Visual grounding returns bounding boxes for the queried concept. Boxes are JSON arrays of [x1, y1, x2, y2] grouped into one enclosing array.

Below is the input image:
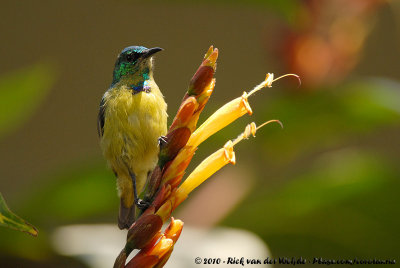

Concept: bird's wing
[[97, 97, 106, 138]]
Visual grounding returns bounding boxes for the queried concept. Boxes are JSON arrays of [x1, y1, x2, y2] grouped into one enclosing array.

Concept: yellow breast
[[100, 82, 167, 184]]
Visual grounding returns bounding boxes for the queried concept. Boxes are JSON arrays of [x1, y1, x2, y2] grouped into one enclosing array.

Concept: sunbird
[[97, 46, 168, 229]]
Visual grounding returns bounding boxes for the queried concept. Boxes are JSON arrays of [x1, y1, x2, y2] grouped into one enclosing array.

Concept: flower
[[114, 46, 298, 268]]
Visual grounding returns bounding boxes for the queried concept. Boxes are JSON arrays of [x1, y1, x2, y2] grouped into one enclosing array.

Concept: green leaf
[[0, 161, 115, 258], [0, 192, 38, 236], [0, 63, 55, 138]]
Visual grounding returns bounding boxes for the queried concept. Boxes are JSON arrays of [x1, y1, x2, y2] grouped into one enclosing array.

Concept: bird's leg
[[158, 135, 168, 150], [128, 170, 150, 210]]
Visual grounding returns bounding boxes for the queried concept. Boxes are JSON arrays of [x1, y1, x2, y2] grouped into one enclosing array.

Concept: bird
[[97, 46, 168, 229]]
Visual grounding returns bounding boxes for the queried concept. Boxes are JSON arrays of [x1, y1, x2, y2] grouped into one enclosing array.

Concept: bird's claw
[[135, 198, 150, 210], [158, 135, 168, 149]]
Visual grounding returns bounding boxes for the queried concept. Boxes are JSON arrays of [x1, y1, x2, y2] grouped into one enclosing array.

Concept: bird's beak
[[143, 47, 163, 58]]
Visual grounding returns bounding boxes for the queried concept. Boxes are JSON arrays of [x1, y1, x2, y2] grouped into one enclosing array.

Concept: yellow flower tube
[[172, 120, 283, 207], [187, 92, 252, 148], [186, 73, 277, 149], [174, 141, 235, 206], [186, 73, 298, 149]]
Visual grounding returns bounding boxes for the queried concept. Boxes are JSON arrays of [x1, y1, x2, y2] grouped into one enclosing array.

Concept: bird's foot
[[135, 198, 151, 210], [158, 135, 168, 149]]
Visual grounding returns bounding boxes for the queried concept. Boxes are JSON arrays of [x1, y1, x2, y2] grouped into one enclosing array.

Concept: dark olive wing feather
[[97, 97, 106, 137]]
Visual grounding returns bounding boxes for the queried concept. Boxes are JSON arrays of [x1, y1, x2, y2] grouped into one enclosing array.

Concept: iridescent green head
[[111, 46, 163, 85]]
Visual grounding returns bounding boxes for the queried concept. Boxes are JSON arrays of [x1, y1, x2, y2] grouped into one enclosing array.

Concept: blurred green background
[[0, 0, 399, 267]]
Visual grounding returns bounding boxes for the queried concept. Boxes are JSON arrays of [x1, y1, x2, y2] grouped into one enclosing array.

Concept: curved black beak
[[143, 47, 163, 58]]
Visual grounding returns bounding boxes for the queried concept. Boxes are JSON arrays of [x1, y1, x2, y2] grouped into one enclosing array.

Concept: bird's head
[[112, 46, 163, 85]]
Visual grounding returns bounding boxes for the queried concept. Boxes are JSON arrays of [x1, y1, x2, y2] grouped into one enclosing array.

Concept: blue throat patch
[[130, 80, 151, 94]]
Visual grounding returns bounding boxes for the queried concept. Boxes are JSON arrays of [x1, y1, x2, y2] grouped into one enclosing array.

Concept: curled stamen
[[248, 73, 274, 97], [232, 120, 283, 146], [257, 119, 283, 130], [272, 73, 301, 88], [248, 73, 301, 97]]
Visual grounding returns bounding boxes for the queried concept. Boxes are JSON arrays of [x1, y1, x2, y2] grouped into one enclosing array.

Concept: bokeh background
[[0, 0, 399, 267]]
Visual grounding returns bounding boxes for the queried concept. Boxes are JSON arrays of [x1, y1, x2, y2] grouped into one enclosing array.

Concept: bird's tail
[[116, 172, 136, 229], [118, 198, 135, 229], [116, 169, 148, 229]]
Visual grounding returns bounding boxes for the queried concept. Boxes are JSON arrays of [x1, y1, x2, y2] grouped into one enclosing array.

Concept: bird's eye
[[126, 53, 138, 62]]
